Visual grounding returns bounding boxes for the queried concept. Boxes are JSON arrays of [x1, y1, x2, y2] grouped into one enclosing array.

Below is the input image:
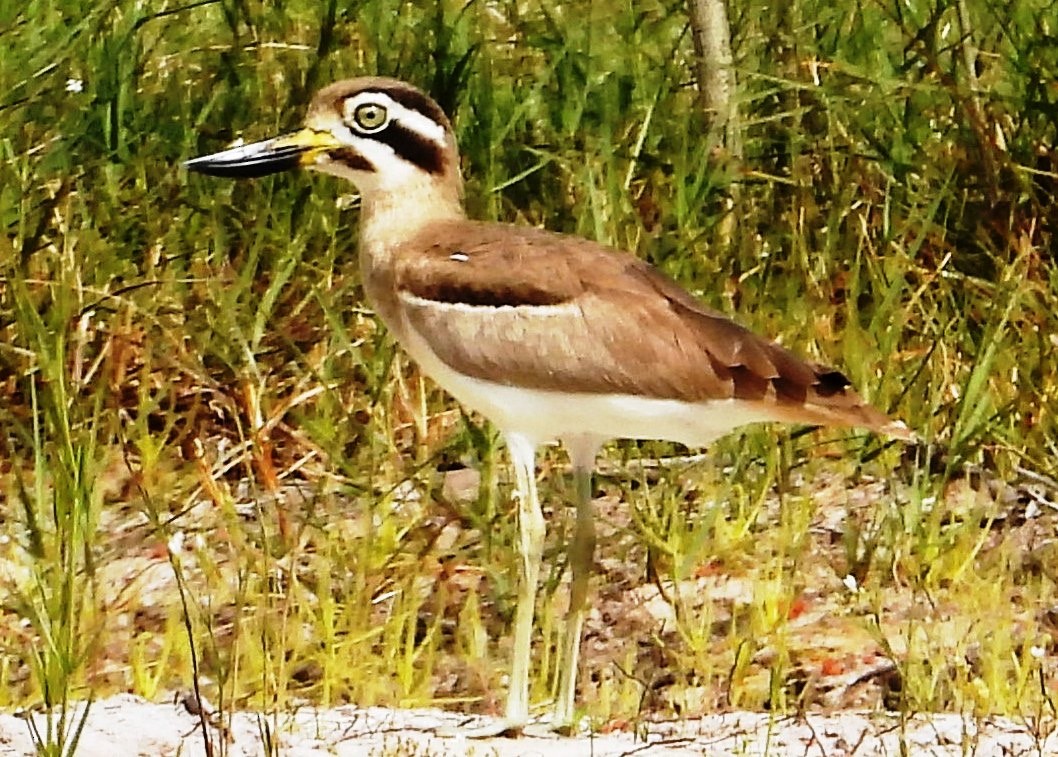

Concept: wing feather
[[391, 220, 908, 437]]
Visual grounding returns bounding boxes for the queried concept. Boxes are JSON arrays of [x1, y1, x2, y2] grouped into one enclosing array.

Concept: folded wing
[[392, 220, 909, 438]]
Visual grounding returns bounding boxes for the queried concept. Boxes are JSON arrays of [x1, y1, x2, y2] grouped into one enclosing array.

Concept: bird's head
[[185, 77, 463, 202]]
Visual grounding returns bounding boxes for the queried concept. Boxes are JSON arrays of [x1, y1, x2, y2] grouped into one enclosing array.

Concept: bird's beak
[[184, 128, 342, 178]]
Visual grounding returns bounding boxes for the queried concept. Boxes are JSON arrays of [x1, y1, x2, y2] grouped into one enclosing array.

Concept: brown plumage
[[392, 219, 909, 439]]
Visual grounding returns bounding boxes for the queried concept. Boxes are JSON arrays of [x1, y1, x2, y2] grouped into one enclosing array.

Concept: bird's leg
[[448, 433, 544, 738], [522, 436, 601, 736], [548, 462, 596, 732], [505, 433, 546, 728]]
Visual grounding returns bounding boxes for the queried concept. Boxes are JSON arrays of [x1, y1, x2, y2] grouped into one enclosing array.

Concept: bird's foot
[[522, 718, 578, 737], [436, 717, 530, 739], [436, 714, 579, 739]]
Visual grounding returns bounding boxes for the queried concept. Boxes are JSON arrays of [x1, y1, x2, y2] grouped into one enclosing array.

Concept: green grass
[[2, 0, 1057, 752]]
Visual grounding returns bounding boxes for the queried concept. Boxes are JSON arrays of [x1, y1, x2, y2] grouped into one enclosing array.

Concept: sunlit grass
[[2, 0, 1057, 752]]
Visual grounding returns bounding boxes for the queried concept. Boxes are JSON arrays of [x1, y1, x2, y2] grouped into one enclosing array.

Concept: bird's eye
[[352, 103, 388, 132]]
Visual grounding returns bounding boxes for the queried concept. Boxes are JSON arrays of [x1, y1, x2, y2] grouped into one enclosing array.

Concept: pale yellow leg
[[511, 435, 601, 735], [442, 434, 598, 739], [504, 432, 545, 728], [550, 462, 596, 732], [445, 432, 543, 738]]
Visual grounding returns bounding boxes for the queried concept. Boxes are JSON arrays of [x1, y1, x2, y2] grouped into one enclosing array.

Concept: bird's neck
[[356, 175, 465, 332], [358, 176, 465, 258]]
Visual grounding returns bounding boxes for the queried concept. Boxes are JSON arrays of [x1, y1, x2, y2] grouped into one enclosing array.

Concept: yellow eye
[[352, 102, 388, 132]]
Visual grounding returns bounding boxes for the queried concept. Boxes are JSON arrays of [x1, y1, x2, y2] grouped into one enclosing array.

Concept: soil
[[1, 694, 1054, 756]]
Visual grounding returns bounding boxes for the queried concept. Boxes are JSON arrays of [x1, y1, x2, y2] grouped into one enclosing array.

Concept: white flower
[[65, 78, 84, 93]]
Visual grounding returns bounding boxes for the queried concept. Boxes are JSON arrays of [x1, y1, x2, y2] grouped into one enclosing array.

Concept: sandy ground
[[4, 472, 1057, 755], [1, 695, 1055, 756]]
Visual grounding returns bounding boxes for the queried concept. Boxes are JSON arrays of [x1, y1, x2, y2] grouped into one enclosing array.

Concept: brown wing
[[392, 220, 909, 437]]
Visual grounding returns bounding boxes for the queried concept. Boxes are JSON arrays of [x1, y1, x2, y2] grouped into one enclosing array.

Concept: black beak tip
[[183, 154, 221, 175], [184, 142, 307, 179]]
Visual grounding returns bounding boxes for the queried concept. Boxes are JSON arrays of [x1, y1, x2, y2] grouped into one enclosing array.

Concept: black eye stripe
[[332, 148, 376, 173], [371, 122, 446, 176]]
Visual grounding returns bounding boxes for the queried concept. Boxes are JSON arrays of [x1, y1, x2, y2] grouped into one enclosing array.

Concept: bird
[[185, 76, 911, 736]]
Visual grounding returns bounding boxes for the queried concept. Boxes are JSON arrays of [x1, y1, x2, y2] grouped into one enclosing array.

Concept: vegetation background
[[1, 0, 1057, 752]]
